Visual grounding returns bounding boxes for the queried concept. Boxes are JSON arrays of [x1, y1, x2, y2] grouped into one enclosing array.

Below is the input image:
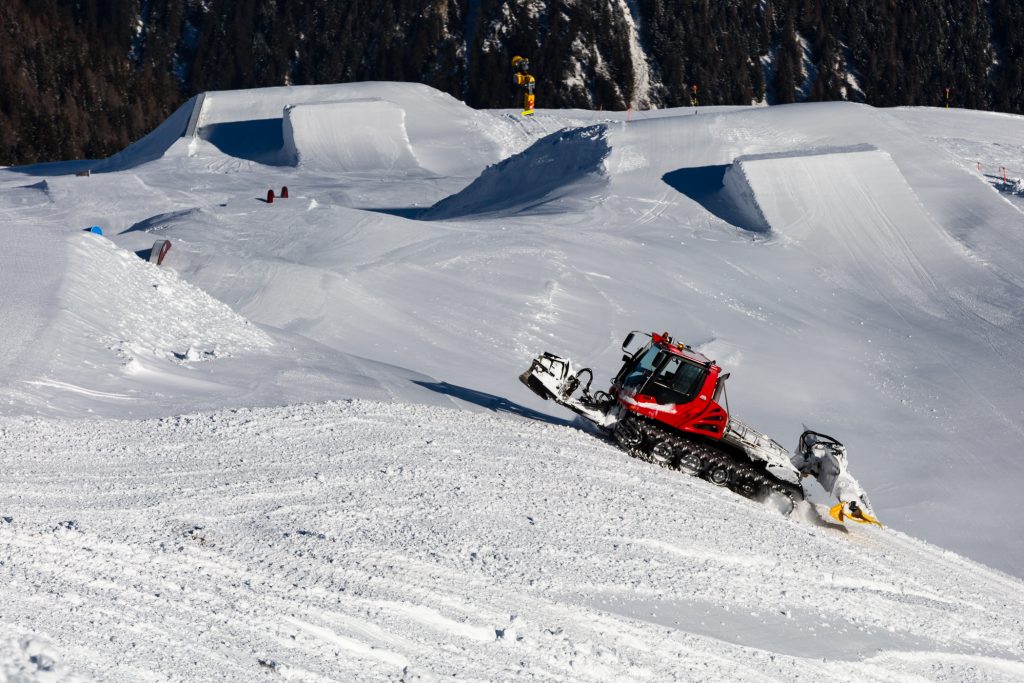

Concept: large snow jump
[[721, 145, 965, 307], [283, 99, 421, 172], [723, 145, 922, 238]]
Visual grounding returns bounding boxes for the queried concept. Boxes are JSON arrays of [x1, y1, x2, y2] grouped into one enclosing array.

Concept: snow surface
[[3, 82, 1024, 680]]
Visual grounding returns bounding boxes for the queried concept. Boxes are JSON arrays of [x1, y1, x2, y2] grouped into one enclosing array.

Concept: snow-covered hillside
[[3, 402, 1023, 681], [2, 82, 1024, 681]]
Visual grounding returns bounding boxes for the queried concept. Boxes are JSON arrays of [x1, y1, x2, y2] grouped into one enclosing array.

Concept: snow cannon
[[519, 330, 880, 527]]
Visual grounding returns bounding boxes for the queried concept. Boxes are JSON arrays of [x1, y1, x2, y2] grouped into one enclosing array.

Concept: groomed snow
[[3, 82, 1024, 680], [2, 401, 1022, 681]]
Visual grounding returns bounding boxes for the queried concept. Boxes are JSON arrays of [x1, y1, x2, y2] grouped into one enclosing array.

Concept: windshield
[[646, 355, 706, 405], [620, 345, 665, 391]]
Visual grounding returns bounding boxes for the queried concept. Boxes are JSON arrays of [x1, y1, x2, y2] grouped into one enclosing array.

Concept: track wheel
[[613, 419, 644, 450], [737, 478, 759, 498], [676, 448, 702, 476], [650, 440, 675, 467], [708, 465, 731, 487]]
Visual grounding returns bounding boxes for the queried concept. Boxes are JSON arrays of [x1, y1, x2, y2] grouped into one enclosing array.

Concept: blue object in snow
[[88, 226, 103, 235]]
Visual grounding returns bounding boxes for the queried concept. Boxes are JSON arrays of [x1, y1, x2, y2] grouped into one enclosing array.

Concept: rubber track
[[613, 415, 802, 513]]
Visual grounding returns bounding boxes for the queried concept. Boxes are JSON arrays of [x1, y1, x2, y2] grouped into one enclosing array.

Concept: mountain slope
[[2, 82, 1024, 680]]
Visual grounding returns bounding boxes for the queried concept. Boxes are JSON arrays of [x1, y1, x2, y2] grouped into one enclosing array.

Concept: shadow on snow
[[412, 380, 572, 427]]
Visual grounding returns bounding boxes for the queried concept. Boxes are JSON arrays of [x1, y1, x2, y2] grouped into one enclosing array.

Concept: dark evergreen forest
[[1, 0, 1022, 166]]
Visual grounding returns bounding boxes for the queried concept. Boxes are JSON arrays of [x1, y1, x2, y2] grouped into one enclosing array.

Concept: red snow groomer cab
[[519, 330, 880, 526], [610, 331, 730, 440]]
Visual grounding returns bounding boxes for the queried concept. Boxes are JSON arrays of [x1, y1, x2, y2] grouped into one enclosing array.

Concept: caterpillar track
[[611, 414, 802, 514], [519, 331, 880, 526]]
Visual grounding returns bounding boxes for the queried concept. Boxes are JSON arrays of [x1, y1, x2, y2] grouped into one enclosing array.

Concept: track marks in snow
[[281, 616, 410, 667], [2, 401, 1023, 681]]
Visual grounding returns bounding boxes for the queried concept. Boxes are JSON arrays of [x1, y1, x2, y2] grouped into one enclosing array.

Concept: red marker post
[[281, 186, 289, 199], [267, 189, 275, 204]]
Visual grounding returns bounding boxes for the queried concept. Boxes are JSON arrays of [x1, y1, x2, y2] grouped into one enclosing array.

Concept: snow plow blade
[[520, 371, 553, 399], [518, 352, 574, 402], [519, 353, 615, 426]]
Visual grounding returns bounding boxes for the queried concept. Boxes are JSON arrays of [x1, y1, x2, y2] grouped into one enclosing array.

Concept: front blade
[[519, 370, 554, 400]]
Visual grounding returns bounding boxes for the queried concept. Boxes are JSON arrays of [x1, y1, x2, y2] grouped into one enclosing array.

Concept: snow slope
[[3, 83, 1024, 680], [2, 401, 1022, 681], [423, 124, 611, 219]]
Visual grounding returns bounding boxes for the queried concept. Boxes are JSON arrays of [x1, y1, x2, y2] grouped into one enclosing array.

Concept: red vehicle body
[[608, 331, 730, 442]]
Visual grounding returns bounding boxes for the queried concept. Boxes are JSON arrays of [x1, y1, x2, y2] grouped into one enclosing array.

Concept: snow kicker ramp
[[282, 99, 421, 172], [192, 82, 510, 176], [722, 145, 967, 311], [424, 124, 611, 219]]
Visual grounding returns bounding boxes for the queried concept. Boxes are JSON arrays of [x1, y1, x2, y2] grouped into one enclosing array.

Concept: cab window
[[646, 356, 705, 405]]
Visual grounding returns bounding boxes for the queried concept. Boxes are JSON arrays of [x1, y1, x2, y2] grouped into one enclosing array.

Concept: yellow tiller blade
[[829, 502, 883, 528]]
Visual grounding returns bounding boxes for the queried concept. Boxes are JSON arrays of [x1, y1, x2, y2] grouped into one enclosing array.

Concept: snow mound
[[8, 96, 203, 176], [193, 82, 512, 175], [5, 181, 52, 208], [423, 124, 611, 219], [282, 99, 420, 172], [725, 145, 969, 307], [722, 144, 916, 236], [64, 233, 274, 366], [89, 95, 202, 173], [720, 157, 772, 232], [2, 225, 477, 417], [2, 233, 281, 415]]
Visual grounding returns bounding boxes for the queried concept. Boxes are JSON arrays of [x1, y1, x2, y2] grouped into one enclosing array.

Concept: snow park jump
[[283, 99, 421, 172], [3, 81, 1024, 681]]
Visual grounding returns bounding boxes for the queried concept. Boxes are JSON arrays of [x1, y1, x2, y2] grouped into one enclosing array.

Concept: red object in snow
[[149, 239, 172, 266], [281, 186, 289, 199], [267, 189, 275, 203]]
